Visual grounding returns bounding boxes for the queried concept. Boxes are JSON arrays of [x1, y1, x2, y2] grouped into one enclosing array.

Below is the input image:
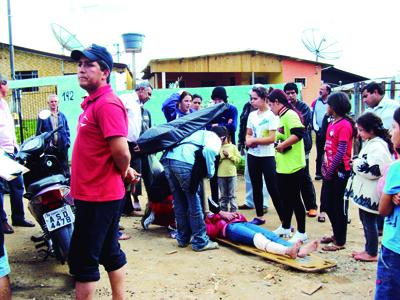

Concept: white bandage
[[253, 233, 287, 255]]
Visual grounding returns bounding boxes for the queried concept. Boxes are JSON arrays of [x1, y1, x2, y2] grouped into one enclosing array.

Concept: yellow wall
[[0, 46, 127, 119], [150, 52, 282, 73]]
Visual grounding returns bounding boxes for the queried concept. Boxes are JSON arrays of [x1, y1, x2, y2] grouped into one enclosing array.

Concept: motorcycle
[[15, 110, 74, 264]]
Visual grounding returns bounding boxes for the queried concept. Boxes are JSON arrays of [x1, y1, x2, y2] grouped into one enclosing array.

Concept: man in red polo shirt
[[68, 44, 139, 300]]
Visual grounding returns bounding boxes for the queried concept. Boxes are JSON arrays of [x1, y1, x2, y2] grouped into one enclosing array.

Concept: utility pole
[[7, 0, 24, 142]]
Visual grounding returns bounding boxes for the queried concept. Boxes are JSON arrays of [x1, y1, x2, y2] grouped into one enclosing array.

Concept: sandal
[[354, 252, 378, 262], [322, 244, 345, 251], [118, 233, 131, 240], [320, 235, 335, 244]]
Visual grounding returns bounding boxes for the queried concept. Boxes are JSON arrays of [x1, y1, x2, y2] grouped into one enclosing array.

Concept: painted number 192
[[62, 91, 74, 101]]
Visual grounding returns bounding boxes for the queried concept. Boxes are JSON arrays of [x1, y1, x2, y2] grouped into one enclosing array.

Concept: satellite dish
[[50, 23, 84, 52], [301, 28, 342, 62]]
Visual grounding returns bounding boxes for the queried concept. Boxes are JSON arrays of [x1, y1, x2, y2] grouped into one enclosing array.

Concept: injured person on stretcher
[[206, 199, 318, 259]]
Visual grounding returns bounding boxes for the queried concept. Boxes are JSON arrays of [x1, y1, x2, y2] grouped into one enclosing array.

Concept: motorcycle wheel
[[49, 223, 74, 264]]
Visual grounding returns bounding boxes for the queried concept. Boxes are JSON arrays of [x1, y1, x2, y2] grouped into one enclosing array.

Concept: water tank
[[121, 33, 145, 53]]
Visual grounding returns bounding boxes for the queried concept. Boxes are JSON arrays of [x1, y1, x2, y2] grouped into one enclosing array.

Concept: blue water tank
[[122, 33, 145, 53]]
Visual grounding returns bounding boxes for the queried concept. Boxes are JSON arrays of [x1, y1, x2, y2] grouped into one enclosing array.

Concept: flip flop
[[354, 253, 378, 262], [118, 233, 131, 240], [320, 235, 335, 244], [322, 244, 345, 251]]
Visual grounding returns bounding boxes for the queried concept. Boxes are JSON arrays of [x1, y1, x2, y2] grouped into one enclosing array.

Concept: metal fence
[[6, 85, 57, 143], [334, 80, 400, 119]]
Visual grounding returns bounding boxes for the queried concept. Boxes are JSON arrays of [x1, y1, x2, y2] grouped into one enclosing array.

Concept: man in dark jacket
[[284, 83, 317, 217], [207, 86, 238, 204], [208, 86, 238, 144], [36, 94, 71, 177]]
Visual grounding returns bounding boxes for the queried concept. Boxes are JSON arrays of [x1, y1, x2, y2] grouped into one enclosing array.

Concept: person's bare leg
[[298, 240, 319, 257], [0, 276, 11, 300], [108, 265, 126, 300], [285, 241, 302, 259], [75, 281, 97, 300]]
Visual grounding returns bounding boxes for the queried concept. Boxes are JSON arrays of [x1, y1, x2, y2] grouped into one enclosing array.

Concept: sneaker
[[193, 241, 219, 252], [249, 218, 266, 225], [167, 225, 178, 239], [288, 231, 308, 244], [141, 208, 155, 230], [133, 201, 142, 212], [273, 225, 291, 238]]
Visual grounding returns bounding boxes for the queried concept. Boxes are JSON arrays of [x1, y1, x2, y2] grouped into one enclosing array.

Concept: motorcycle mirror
[[38, 109, 51, 120]]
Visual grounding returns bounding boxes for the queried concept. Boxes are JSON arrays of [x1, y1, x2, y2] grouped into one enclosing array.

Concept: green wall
[[9, 75, 303, 155]]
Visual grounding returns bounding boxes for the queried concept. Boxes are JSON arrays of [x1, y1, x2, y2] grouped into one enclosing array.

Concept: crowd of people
[[0, 42, 400, 298]]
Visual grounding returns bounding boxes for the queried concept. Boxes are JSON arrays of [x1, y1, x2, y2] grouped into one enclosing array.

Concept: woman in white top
[[245, 85, 283, 225]]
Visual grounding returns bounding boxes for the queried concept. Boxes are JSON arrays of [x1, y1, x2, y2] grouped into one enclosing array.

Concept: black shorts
[[68, 199, 126, 282]]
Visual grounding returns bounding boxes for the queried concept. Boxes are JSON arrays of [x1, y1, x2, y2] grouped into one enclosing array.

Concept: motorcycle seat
[[25, 174, 67, 199]]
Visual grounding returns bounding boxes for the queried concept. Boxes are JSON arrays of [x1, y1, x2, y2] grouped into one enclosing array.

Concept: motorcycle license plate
[[43, 206, 74, 232]]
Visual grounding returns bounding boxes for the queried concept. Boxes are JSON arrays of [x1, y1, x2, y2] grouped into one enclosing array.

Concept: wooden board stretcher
[[216, 238, 336, 272]]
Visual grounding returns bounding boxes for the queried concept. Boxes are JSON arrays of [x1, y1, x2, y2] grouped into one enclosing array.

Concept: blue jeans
[[375, 246, 400, 299], [359, 209, 378, 256], [225, 222, 291, 247], [163, 159, 209, 250], [218, 176, 237, 212], [0, 175, 25, 224]]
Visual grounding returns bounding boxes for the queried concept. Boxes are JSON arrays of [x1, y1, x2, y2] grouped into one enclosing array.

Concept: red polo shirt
[[71, 84, 128, 202]]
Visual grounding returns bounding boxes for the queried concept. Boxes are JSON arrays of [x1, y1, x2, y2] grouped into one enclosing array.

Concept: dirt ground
[[4, 149, 378, 300]]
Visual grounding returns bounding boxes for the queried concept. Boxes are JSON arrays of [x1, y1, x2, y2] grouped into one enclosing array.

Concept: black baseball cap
[[71, 44, 113, 71]]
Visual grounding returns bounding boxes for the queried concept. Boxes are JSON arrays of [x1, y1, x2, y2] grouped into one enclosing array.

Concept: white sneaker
[[141, 211, 155, 230], [273, 225, 291, 238], [288, 231, 308, 244]]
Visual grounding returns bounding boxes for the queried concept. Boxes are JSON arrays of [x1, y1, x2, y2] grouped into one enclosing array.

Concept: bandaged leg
[[253, 233, 287, 255]]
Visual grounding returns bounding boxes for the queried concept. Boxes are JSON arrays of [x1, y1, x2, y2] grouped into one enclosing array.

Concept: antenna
[[301, 28, 342, 62], [50, 23, 84, 53]]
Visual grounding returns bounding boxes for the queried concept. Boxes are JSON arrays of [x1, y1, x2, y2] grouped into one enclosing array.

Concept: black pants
[[315, 133, 325, 177], [321, 172, 349, 246], [210, 155, 220, 203], [247, 154, 283, 219], [301, 157, 317, 210], [277, 169, 306, 233]]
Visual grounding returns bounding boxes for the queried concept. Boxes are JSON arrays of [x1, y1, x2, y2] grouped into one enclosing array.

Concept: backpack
[[137, 103, 228, 155]]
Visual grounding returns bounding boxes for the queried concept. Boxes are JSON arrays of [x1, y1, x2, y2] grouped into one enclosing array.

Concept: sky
[[1, 0, 399, 80]]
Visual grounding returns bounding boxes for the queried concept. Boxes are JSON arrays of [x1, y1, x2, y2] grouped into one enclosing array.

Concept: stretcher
[[216, 238, 336, 272]]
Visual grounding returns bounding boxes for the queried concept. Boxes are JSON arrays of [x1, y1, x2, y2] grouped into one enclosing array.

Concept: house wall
[[0, 46, 127, 120], [281, 59, 322, 104]]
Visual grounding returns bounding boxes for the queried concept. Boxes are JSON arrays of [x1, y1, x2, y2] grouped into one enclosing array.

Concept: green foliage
[[237, 156, 245, 175], [15, 119, 37, 144]]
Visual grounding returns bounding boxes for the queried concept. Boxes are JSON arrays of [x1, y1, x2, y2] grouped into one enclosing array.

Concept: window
[[294, 77, 306, 88], [15, 71, 39, 92]]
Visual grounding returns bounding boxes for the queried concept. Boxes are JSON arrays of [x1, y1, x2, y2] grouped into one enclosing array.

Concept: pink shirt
[[205, 213, 248, 239], [324, 118, 353, 171], [0, 98, 18, 153], [70, 85, 128, 202]]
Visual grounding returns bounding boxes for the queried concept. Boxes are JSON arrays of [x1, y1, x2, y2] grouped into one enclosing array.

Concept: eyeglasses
[[0, 80, 7, 86]]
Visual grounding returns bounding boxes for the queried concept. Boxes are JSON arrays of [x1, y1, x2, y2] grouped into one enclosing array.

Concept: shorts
[[68, 199, 126, 282], [0, 247, 10, 277]]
